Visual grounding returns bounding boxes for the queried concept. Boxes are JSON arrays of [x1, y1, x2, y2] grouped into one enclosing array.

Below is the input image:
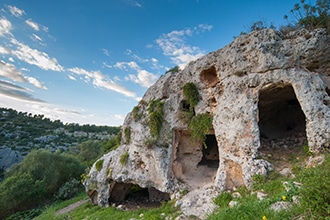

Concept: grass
[[208, 154, 330, 220], [34, 199, 180, 220]]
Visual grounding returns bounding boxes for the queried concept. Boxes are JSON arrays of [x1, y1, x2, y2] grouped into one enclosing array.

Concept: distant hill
[[0, 107, 120, 172]]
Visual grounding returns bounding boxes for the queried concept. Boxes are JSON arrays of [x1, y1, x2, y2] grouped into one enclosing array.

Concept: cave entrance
[[109, 183, 170, 209], [258, 83, 307, 172], [172, 130, 219, 188]]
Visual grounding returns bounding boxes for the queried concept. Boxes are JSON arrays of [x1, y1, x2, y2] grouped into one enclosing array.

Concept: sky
[[0, 0, 300, 126]]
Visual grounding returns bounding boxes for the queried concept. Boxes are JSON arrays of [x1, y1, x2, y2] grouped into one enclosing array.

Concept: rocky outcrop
[[84, 28, 330, 219]]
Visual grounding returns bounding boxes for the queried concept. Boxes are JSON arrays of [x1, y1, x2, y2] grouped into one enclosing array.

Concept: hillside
[[0, 107, 120, 174]]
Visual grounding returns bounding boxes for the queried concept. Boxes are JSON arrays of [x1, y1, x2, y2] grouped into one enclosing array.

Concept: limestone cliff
[[84, 28, 330, 219]]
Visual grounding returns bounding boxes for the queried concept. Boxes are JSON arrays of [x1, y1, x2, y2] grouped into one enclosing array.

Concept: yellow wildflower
[[262, 215, 267, 220], [282, 195, 287, 201]]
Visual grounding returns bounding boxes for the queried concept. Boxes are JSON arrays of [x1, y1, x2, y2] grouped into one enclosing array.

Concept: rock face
[[84, 28, 330, 218]]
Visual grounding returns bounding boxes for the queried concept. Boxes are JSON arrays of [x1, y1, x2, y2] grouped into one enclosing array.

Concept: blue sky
[[0, 0, 299, 126]]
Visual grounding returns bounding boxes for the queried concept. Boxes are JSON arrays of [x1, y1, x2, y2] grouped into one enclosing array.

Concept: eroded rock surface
[[85, 28, 330, 219]]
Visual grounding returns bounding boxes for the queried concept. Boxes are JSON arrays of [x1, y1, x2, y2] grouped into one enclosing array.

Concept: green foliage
[[102, 137, 119, 153], [115, 129, 122, 146], [188, 113, 213, 146], [213, 191, 232, 208], [148, 99, 164, 138], [132, 106, 143, 121], [124, 126, 131, 144], [55, 178, 83, 201], [120, 152, 129, 165], [183, 82, 200, 110], [165, 66, 180, 73], [296, 154, 330, 218], [144, 138, 158, 148], [285, 0, 330, 32], [95, 159, 104, 172], [75, 140, 102, 166], [0, 149, 86, 219]]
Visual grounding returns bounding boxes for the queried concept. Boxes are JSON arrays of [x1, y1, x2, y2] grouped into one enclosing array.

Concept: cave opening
[[108, 182, 170, 209], [172, 130, 219, 188], [258, 83, 307, 172]]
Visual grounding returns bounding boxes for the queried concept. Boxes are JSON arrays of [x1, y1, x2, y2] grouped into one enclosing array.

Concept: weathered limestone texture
[[85, 28, 330, 219]]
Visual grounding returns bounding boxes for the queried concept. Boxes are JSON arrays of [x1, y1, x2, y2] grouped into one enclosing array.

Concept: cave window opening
[[258, 83, 307, 171], [200, 66, 219, 88], [326, 87, 330, 97], [198, 134, 219, 168]]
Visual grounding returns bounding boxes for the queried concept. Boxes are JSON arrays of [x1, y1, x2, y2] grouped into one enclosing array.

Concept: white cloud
[[155, 24, 212, 68], [25, 19, 39, 31], [31, 33, 43, 42], [0, 17, 12, 36], [0, 45, 10, 54], [68, 75, 76, 81], [8, 5, 25, 17], [26, 76, 47, 90], [0, 60, 25, 82], [68, 67, 137, 98], [10, 38, 64, 71], [114, 61, 158, 87], [0, 60, 47, 89], [128, 69, 158, 88]]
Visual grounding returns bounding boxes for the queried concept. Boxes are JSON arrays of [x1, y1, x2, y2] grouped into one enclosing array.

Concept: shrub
[[55, 178, 83, 200], [95, 159, 104, 172], [124, 126, 131, 144], [120, 152, 129, 165], [165, 66, 180, 73], [188, 113, 213, 147], [102, 137, 119, 153], [182, 82, 200, 110], [148, 99, 164, 138], [132, 106, 142, 121], [75, 140, 102, 166], [285, 0, 330, 32]]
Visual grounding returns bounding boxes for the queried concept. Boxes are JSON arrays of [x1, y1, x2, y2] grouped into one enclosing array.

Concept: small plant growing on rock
[[188, 113, 213, 147], [95, 159, 104, 172], [132, 106, 143, 121], [148, 99, 164, 138], [144, 138, 157, 148], [120, 152, 129, 165], [165, 66, 180, 73], [124, 126, 131, 144], [183, 82, 200, 111]]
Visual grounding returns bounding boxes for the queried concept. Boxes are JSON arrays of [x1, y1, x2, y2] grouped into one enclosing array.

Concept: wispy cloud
[[25, 19, 40, 31], [0, 80, 45, 102], [155, 24, 213, 68], [10, 38, 63, 71], [125, 0, 142, 8], [0, 60, 47, 89], [7, 5, 25, 17], [0, 17, 12, 37], [68, 67, 137, 98]]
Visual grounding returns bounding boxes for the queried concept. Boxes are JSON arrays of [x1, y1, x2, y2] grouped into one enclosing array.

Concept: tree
[[1, 149, 86, 218], [285, 0, 330, 31]]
